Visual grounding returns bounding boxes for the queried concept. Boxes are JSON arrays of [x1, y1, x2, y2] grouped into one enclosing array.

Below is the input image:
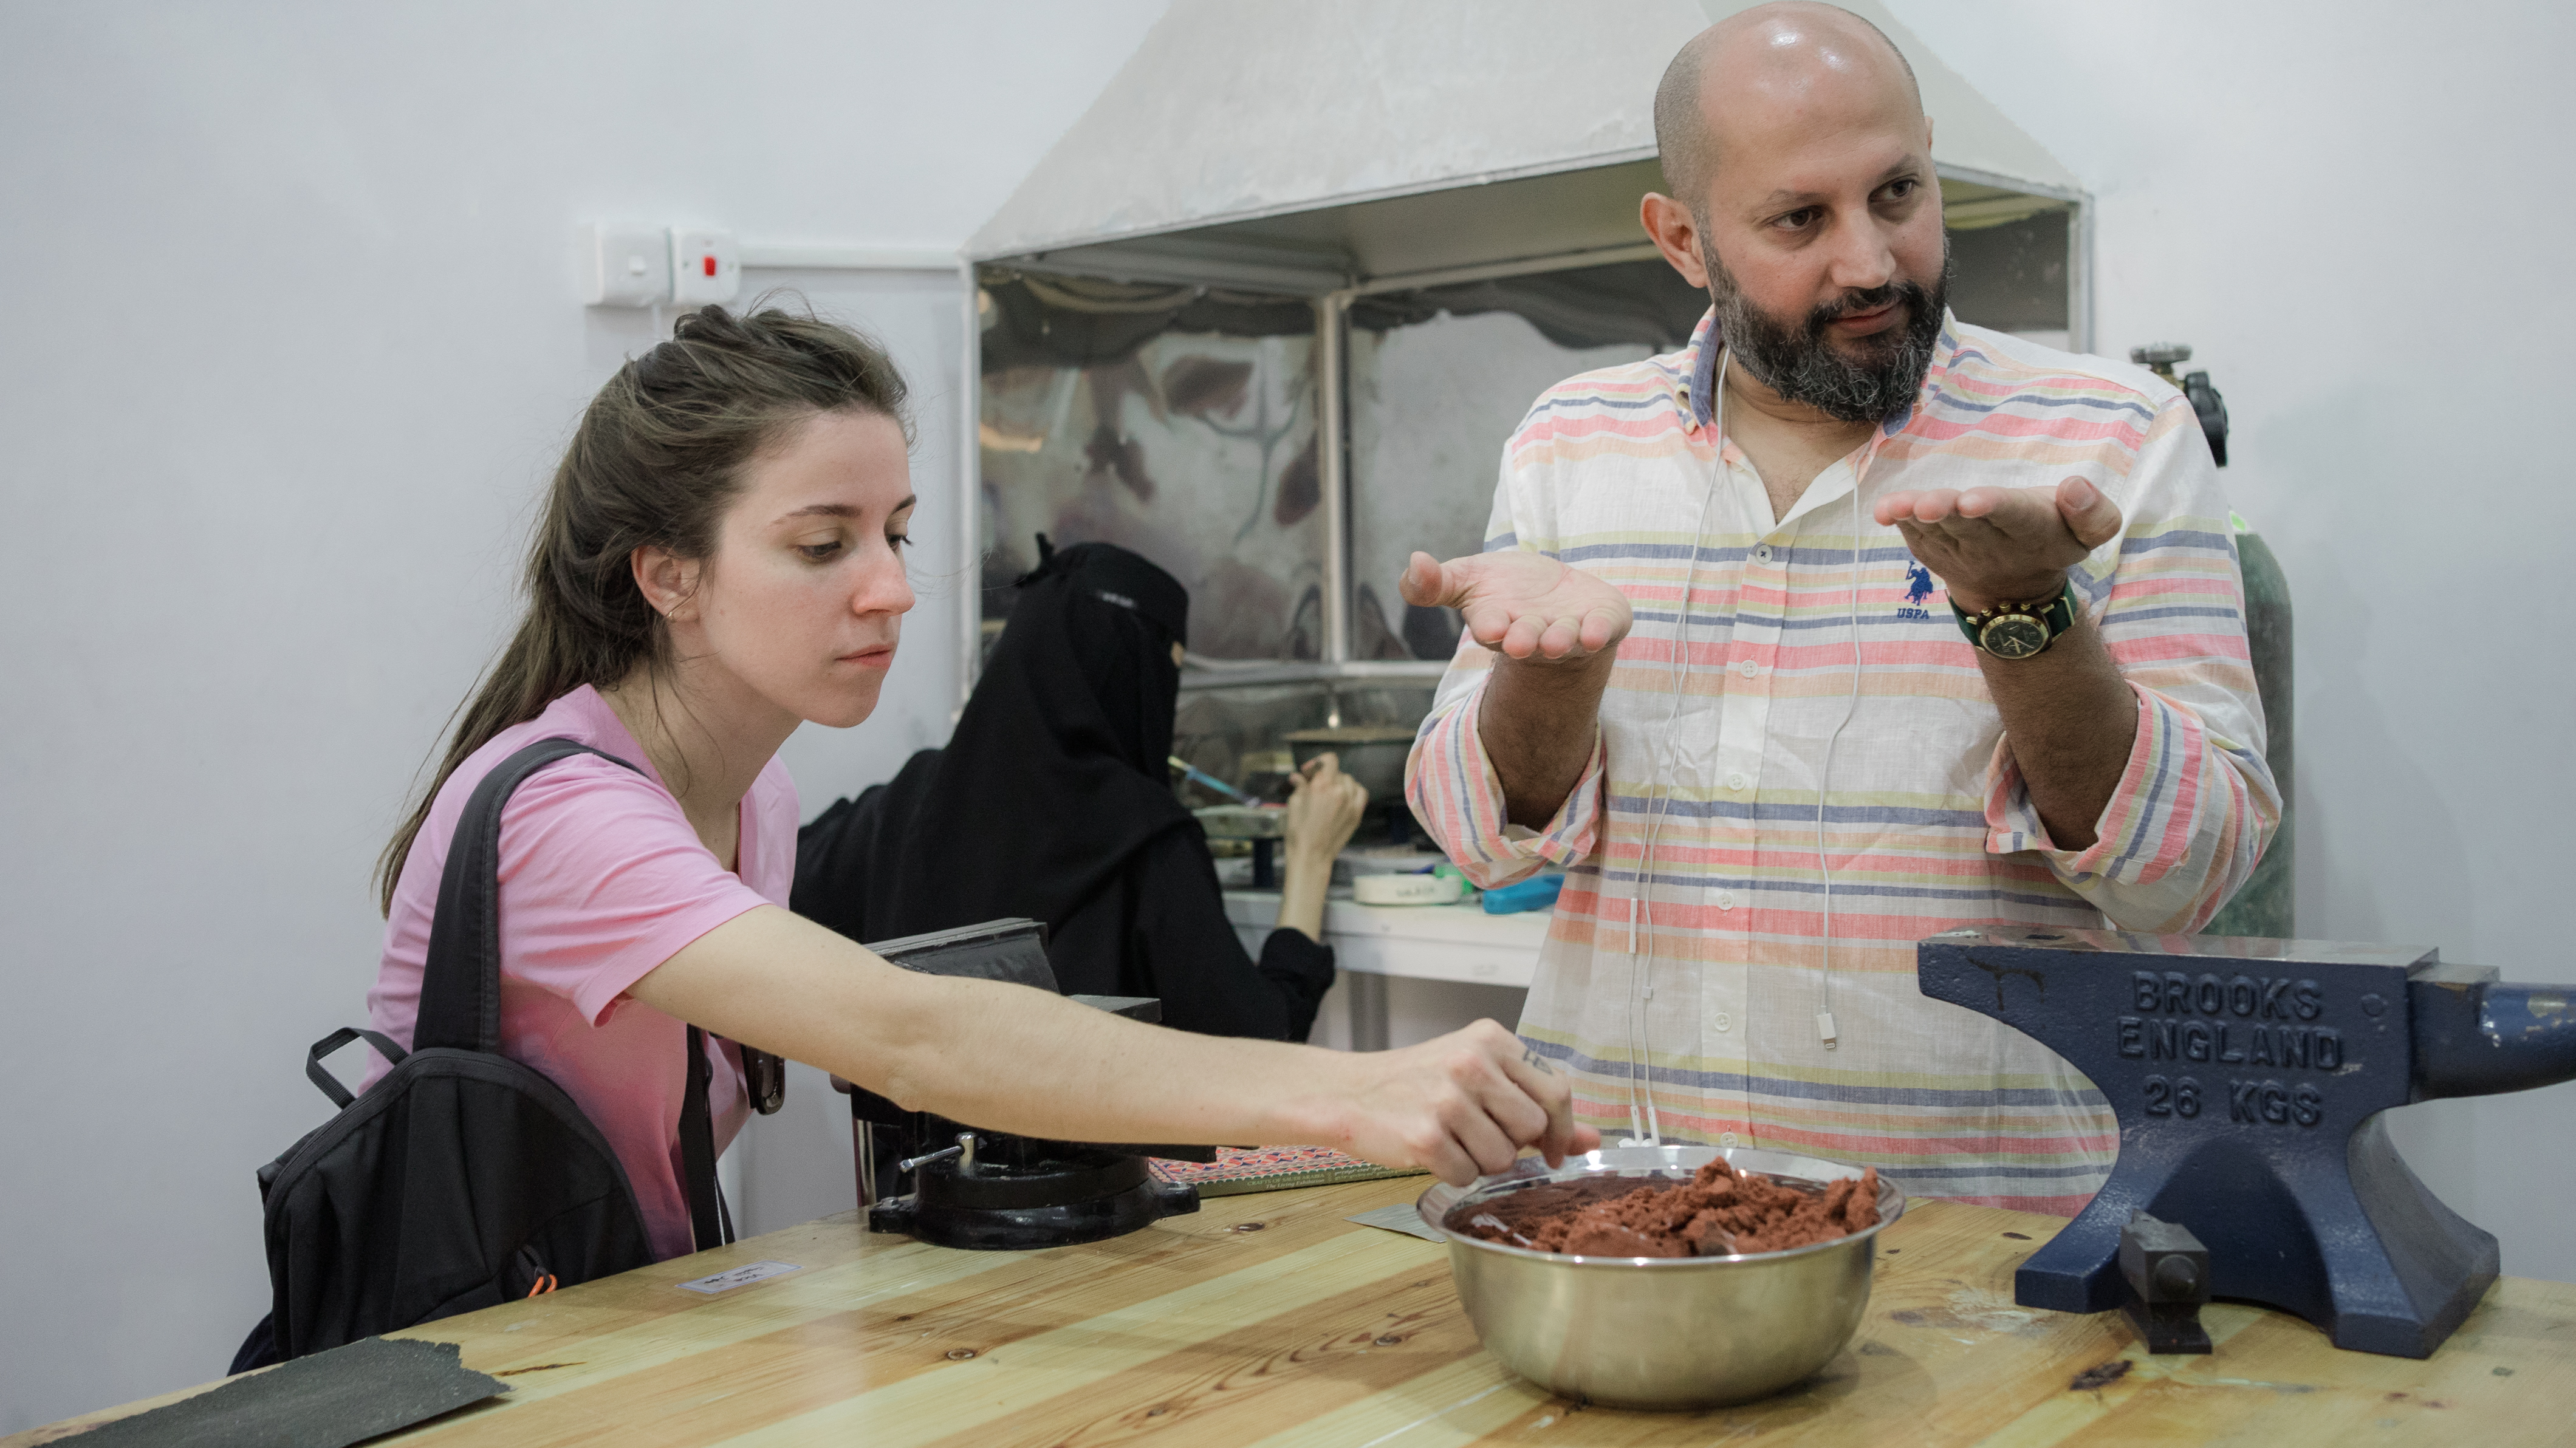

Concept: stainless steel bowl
[[1418, 1144, 1906, 1410]]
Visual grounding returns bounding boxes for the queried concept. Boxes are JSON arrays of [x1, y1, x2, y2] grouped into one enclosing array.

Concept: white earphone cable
[[1814, 481, 1865, 1050], [1814, 417, 1904, 1050], [1621, 348, 1728, 1147]]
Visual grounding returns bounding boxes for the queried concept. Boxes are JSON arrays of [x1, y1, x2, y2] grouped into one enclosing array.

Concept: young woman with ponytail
[[362, 304, 1591, 1262]]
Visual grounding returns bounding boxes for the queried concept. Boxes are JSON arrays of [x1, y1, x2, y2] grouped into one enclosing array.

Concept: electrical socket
[[670, 228, 741, 306]]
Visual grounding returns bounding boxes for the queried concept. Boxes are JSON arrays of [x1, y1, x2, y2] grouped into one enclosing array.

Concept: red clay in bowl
[[1449, 1157, 1881, 1258]]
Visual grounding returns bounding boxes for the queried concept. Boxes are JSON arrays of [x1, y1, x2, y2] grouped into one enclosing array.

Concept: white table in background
[[1222, 890, 1548, 1049]]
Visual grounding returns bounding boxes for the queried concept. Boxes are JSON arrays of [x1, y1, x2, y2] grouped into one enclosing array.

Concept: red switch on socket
[[668, 228, 739, 305]]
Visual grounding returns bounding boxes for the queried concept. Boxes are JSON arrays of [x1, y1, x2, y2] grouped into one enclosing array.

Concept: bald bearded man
[[1402, 2, 2277, 1212]]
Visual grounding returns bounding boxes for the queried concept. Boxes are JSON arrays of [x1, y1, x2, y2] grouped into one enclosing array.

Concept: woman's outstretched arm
[[628, 904, 1594, 1184]]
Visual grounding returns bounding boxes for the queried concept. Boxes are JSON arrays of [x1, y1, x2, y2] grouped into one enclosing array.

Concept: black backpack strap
[[680, 1026, 732, 1251], [303, 1027, 408, 1110], [415, 739, 637, 1052], [411, 734, 731, 1252]]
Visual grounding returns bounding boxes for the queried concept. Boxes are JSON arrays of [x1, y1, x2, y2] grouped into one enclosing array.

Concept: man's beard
[[1701, 233, 1949, 424]]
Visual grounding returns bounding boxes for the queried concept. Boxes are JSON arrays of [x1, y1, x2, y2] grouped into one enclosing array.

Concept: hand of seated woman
[[1275, 754, 1370, 942], [1283, 753, 1368, 861]]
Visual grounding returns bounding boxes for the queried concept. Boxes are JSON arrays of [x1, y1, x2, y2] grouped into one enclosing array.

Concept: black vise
[[1918, 927, 2576, 1358], [830, 917, 1213, 1232]]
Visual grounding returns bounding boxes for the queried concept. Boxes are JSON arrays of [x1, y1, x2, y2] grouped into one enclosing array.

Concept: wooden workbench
[[21, 1180, 2576, 1446]]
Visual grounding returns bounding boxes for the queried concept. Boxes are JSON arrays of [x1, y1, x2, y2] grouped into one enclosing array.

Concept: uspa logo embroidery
[[1897, 561, 1937, 620]]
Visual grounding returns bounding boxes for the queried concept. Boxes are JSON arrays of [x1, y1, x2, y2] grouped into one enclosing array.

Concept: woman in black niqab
[[793, 539, 1358, 1040]]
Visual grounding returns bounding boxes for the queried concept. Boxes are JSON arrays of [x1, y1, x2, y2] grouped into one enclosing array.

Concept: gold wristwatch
[[1951, 580, 2081, 660]]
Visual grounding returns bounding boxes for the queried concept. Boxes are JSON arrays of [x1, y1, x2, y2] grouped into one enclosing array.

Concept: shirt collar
[[1883, 312, 1960, 440]]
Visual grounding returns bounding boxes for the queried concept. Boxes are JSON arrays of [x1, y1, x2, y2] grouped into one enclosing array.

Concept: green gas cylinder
[[2129, 347, 2288, 937], [2202, 511, 2293, 938]]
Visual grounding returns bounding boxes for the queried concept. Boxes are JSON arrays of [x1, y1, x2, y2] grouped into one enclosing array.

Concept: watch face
[[1980, 615, 2050, 659]]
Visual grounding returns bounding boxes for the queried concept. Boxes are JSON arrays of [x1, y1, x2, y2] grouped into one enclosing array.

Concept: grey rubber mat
[[61, 1337, 507, 1447]]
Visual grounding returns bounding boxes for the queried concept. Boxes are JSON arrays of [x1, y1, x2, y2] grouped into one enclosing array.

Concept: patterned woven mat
[[1148, 1146, 1428, 1197]]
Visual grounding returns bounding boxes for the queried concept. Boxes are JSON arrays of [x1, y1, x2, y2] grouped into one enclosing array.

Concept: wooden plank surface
[[19, 1180, 2576, 1446]]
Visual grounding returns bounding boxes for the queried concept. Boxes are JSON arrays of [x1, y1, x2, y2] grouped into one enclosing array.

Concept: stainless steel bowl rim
[[1419, 1145, 1907, 1269]]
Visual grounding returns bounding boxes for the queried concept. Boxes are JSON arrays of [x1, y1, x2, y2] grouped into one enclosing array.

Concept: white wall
[[0, 2, 1165, 1429], [1886, 0, 2576, 1279]]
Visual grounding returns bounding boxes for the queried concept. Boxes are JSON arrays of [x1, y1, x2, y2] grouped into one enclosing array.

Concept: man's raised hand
[[1399, 550, 1632, 664], [1871, 476, 2125, 614]]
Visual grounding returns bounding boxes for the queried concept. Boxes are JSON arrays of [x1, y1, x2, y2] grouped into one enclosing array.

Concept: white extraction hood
[[954, 0, 2092, 689], [966, 0, 2083, 292]]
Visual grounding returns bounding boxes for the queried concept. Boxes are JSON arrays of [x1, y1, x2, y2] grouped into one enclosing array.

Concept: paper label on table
[[1345, 1202, 1447, 1243], [676, 1260, 804, 1294]]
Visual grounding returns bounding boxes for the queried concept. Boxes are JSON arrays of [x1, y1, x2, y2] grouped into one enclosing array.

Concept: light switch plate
[[580, 222, 671, 307]]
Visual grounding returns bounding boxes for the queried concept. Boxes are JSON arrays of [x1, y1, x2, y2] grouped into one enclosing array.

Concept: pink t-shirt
[[365, 685, 794, 1261]]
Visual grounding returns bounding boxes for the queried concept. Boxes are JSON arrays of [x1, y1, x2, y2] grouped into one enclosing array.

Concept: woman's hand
[[1283, 753, 1368, 859], [1312, 1019, 1600, 1184], [1276, 753, 1367, 943]]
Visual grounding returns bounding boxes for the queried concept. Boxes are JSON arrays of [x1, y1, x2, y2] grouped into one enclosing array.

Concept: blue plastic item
[[1168, 755, 1255, 804], [1481, 873, 1564, 915]]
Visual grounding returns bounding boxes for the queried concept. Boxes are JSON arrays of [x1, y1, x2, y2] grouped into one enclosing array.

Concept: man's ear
[[1640, 193, 1710, 290], [631, 545, 702, 623]]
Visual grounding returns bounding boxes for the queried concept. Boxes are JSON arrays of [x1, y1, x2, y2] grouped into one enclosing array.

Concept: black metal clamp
[[2119, 1211, 2211, 1354]]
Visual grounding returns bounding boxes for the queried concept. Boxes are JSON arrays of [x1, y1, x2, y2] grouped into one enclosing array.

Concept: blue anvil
[[1917, 927, 2576, 1358]]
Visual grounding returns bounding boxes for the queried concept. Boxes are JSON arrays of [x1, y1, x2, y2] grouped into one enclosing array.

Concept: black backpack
[[236, 737, 732, 1368]]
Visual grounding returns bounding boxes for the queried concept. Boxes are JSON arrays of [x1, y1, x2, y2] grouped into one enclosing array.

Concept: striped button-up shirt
[[1405, 309, 2277, 1212]]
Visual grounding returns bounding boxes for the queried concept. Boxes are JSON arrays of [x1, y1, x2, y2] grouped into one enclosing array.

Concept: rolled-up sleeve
[[1408, 673, 1607, 889], [1982, 398, 2282, 932]]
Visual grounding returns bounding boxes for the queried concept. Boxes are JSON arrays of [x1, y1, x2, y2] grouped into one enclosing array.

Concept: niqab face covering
[[793, 538, 1194, 949]]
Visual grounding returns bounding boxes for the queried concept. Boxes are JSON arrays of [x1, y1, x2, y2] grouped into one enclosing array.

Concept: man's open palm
[[1872, 476, 2125, 610], [1399, 550, 1631, 663]]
